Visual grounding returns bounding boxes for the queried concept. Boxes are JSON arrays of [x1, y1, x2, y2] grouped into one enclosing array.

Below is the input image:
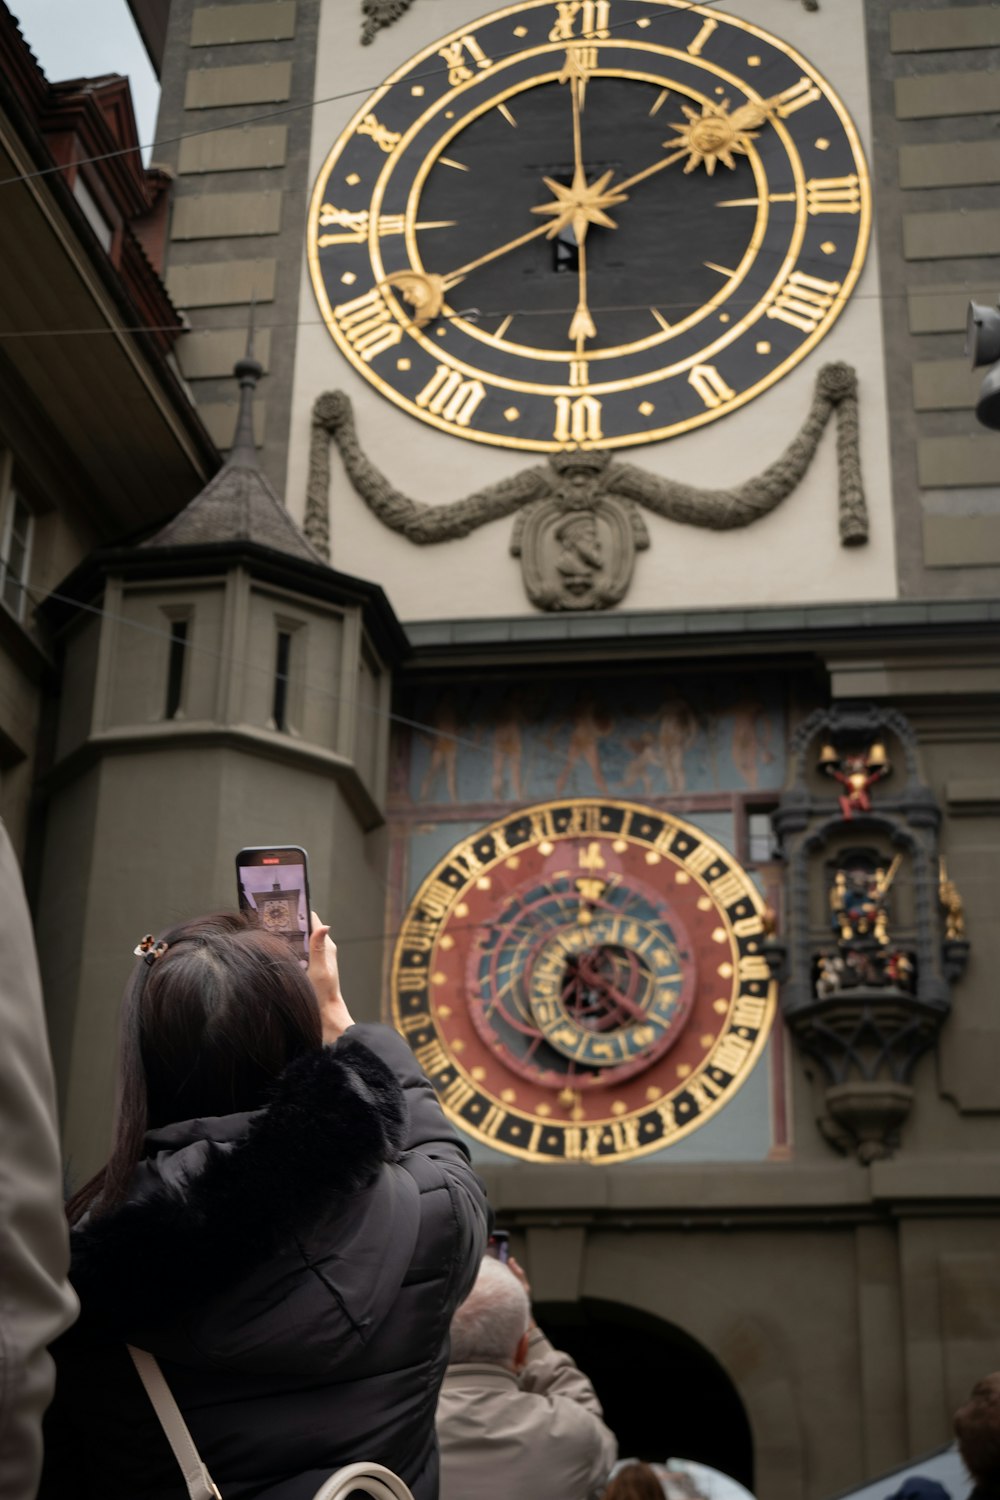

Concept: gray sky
[[14, 0, 160, 158]]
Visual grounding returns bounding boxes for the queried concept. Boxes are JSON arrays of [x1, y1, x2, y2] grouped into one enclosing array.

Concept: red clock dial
[[391, 798, 775, 1162]]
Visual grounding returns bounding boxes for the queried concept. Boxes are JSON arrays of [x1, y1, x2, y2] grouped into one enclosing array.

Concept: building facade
[[20, 0, 1000, 1496]]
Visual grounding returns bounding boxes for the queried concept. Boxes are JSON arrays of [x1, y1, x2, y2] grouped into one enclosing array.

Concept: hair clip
[[133, 934, 168, 966]]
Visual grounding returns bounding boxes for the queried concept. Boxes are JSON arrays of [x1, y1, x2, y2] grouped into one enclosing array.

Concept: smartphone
[[236, 846, 311, 959], [487, 1230, 510, 1264]]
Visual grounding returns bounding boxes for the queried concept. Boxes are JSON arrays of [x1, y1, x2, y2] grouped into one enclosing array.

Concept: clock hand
[[613, 91, 783, 193], [566, 69, 597, 350], [380, 221, 558, 328]]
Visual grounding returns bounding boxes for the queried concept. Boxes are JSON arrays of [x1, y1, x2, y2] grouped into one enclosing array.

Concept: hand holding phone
[[236, 846, 311, 959], [487, 1231, 510, 1264], [306, 915, 355, 1043]]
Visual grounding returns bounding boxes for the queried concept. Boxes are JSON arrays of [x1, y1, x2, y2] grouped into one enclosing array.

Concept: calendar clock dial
[[308, 0, 869, 451], [390, 799, 776, 1163]]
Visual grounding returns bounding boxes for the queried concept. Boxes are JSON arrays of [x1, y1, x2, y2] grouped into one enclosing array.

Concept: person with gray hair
[[437, 1254, 617, 1500]]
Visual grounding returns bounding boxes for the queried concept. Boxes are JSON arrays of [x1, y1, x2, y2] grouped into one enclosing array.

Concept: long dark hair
[[67, 912, 322, 1224]]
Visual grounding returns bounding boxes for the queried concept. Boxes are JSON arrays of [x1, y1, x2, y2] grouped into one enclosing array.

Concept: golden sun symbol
[[662, 98, 764, 176]]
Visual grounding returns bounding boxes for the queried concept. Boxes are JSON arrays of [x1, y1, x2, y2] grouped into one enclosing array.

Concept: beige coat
[[437, 1326, 618, 1500], [0, 821, 78, 1498]]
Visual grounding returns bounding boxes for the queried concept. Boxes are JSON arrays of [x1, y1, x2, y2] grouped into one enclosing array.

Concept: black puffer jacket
[[39, 1025, 490, 1500]]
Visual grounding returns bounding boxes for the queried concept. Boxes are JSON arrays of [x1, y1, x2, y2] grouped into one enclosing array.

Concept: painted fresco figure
[[645, 690, 699, 793], [419, 692, 463, 804], [554, 697, 613, 796], [491, 693, 527, 802], [730, 696, 776, 790]]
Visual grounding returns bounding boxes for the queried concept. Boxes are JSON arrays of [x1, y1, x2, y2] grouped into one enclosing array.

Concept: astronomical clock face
[[308, 0, 869, 451], [390, 799, 776, 1162]]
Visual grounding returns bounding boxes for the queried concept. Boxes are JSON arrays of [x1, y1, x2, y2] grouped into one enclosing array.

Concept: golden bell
[[818, 743, 838, 767], [867, 741, 888, 767]]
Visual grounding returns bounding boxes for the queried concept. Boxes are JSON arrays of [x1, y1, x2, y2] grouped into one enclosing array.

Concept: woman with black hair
[[39, 912, 490, 1500]]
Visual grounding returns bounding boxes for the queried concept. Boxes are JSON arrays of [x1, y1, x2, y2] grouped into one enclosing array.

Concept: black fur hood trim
[[69, 1036, 406, 1336]]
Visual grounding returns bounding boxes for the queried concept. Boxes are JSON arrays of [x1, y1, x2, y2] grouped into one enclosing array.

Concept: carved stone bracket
[[770, 705, 968, 1163], [360, 0, 415, 45], [306, 362, 869, 611]]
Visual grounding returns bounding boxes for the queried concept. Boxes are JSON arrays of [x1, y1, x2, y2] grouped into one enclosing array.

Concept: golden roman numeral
[[564, 804, 603, 836], [683, 843, 717, 877], [397, 1009, 430, 1034], [687, 17, 718, 56], [569, 359, 589, 387], [401, 916, 437, 951], [731, 995, 768, 1029], [732, 914, 764, 938], [708, 870, 747, 907], [688, 363, 735, 410], [805, 175, 862, 215], [528, 808, 557, 842], [438, 34, 492, 86], [739, 954, 772, 982], [420, 878, 457, 919], [608, 1118, 641, 1154], [773, 77, 822, 116], [554, 393, 603, 443], [480, 1103, 507, 1138], [766, 270, 842, 334], [416, 365, 486, 427], [357, 113, 401, 153], [397, 970, 429, 993], [549, 1, 610, 41], [317, 206, 406, 246], [332, 287, 403, 363], [450, 841, 485, 878], [442, 1076, 476, 1112], [414, 1039, 450, 1077], [711, 1032, 754, 1076]]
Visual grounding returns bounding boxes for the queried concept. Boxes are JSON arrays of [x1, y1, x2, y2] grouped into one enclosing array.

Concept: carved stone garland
[[765, 705, 969, 1163], [305, 362, 869, 612]]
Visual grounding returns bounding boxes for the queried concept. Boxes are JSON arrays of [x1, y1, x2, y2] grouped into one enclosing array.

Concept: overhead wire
[[1, 0, 826, 190]]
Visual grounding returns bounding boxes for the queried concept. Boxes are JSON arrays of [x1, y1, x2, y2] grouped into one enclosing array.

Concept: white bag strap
[[126, 1347, 416, 1500], [310, 1462, 415, 1500], [127, 1346, 222, 1500]]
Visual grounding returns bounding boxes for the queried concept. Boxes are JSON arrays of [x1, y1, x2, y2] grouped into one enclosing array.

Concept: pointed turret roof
[[144, 321, 324, 564]]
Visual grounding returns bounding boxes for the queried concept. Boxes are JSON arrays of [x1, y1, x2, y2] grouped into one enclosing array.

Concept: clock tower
[[105, 1, 1000, 1494]]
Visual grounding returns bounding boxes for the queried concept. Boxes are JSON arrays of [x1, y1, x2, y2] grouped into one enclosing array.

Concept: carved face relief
[[518, 496, 635, 610]]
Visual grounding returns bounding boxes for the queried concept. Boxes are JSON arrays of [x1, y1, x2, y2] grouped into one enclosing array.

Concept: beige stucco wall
[[285, 0, 897, 620]]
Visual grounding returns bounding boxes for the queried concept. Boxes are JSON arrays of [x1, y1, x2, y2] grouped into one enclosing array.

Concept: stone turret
[[36, 348, 407, 1178]]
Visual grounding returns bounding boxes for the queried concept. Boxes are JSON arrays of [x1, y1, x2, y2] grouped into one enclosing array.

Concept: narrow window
[[165, 620, 188, 719], [0, 494, 34, 622], [747, 808, 778, 864], [272, 630, 292, 731]]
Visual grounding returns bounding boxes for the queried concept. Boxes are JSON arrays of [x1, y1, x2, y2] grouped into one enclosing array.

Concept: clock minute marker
[[439, 156, 470, 172], [716, 192, 797, 208], [496, 102, 517, 128], [494, 314, 514, 339], [704, 261, 737, 278], [650, 307, 671, 334], [649, 88, 671, 118]]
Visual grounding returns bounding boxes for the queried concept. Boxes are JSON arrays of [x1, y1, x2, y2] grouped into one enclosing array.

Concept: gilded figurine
[[939, 859, 966, 941], [818, 741, 891, 819], [830, 853, 901, 946]]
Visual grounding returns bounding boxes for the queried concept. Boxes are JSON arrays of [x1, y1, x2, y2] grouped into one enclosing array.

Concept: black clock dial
[[412, 76, 762, 353], [308, 0, 870, 450]]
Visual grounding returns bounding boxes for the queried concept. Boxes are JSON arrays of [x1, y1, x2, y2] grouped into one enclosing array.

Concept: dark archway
[[535, 1297, 754, 1492]]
